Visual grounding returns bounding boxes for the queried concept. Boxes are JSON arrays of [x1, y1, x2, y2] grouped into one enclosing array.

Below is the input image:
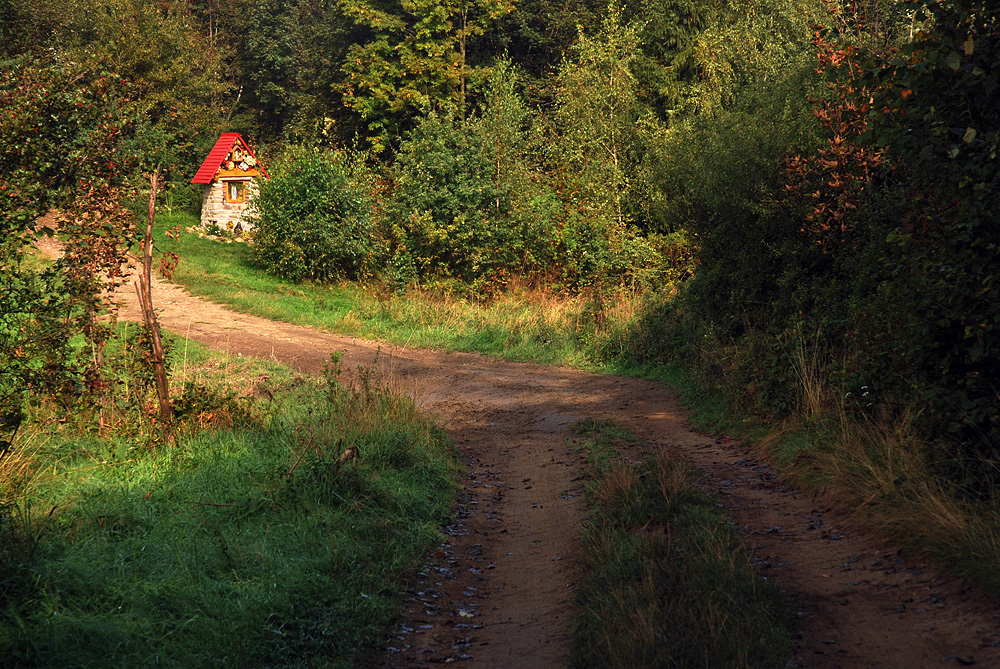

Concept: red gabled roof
[[190, 133, 269, 184]]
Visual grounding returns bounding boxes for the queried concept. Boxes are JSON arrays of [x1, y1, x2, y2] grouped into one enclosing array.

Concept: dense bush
[[387, 59, 684, 290], [856, 0, 1000, 466], [249, 146, 383, 282], [0, 54, 142, 418], [388, 111, 515, 283]]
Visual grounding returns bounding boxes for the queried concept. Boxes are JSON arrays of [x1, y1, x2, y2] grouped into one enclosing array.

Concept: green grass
[[154, 212, 626, 369], [570, 419, 792, 669], [1, 336, 458, 667]]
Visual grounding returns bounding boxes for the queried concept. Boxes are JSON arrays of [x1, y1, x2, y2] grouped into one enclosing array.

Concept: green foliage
[[468, 58, 532, 205], [699, 0, 828, 115], [6, 0, 229, 177], [672, 0, 1000, 465], [390, 111, 513, 282], [487, 0, 605, 86], [552, 4, 646, 230], [0, 0, 231, 423], [249, 146, 383, 283], [219, 0, 358, 144], [856, 0, 1000, 463], [0, 54, 137, 228], [465, 59, 564, 274], [0, 0, 76, 58], [0, 52, 140, 418], [536, 4, 676, 286], [616, 0, 1000, 484], [626, 0, 724, 119], [83, 0, 229, 176], [626, 0, 831, 333], [339, 0, 515, 150]]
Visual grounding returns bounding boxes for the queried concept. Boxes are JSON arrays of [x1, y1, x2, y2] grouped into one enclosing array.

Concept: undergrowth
[[618, 294, 1000, 598], [0, 337, 457, 667], [759, 404, 1000, 595], [570, 419, 791, 668]]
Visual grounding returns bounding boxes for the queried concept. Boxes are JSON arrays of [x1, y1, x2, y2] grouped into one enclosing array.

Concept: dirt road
[[108, 261, 1000, 668]]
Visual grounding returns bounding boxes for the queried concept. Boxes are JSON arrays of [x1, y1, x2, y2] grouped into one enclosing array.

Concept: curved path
[[105, 255, 1000, 668]]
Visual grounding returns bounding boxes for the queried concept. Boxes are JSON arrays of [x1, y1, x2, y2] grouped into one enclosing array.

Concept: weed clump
[[571, 420, 790, 668]]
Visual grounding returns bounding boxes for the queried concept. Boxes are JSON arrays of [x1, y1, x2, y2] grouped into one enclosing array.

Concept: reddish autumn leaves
[[781, 29, 892, 251]]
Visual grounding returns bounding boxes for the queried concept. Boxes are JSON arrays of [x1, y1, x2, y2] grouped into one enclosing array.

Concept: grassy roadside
[[155, 212, 631, 369], [0, 334, 458, 667], [570, 419, 791, 668], [616, 313, 1000, 598]]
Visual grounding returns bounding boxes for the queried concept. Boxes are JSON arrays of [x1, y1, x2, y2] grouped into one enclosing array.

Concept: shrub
[[249, 146, 383, 282], [388, 112, 514, 282]]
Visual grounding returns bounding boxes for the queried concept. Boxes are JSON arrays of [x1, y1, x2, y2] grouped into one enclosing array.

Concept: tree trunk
[[460, 10, 468, 121]]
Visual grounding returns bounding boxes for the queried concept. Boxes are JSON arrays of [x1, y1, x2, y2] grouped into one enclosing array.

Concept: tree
[[466, 58, 563, 273], [617, 0, 831, 122], [1, 0, 230, 177], [859, 0, 1000, 459], [0, 54, 139, 414], [483, 0, 605, 91], [389, 111, 508, 280], [339, 0, 514, 150], [552, 3, 647, 229], [215, 0, 359, 143], [249, 146, 381, 283], [468, 59, 530, 217], [0, 0, 230, 421], [82, 0, 230, 176], [625, 0, 724, 119]]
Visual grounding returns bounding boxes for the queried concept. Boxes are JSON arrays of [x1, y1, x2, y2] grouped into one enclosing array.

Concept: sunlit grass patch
[[153, 212, 651, 369], [570, 420, 791, 668]]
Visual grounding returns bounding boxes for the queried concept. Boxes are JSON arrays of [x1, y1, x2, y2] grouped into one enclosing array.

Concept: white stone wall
[[199, 178, 260, 232]]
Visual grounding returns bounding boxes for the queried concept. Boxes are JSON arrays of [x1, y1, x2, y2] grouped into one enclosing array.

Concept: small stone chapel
[[191, 133, 269, 231]]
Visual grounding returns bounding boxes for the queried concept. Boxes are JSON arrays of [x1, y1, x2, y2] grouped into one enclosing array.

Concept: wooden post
[[137, 168, 174, 426]]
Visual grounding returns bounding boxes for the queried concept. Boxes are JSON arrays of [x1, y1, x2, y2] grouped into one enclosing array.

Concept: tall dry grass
[[0, 422, 48, 609], [762, 343, 1000, 594], [572, 421, 791, 668]]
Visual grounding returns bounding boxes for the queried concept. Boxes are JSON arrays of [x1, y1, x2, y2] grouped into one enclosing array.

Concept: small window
[[226, 180, 248, 203]]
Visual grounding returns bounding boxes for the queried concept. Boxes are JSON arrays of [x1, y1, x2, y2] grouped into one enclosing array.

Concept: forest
[[3, 0, 997, 485], [1, 0, 998, 664]]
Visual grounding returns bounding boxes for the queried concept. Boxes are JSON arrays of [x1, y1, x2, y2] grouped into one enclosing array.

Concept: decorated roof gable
[[191, 133, 269, 184]]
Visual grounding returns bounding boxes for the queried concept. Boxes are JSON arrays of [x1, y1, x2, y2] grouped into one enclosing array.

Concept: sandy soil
[[39, 238, 1000, 667]]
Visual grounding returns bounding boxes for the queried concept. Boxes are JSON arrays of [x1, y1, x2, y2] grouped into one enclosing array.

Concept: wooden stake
[[139, 168, 174, 426]]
